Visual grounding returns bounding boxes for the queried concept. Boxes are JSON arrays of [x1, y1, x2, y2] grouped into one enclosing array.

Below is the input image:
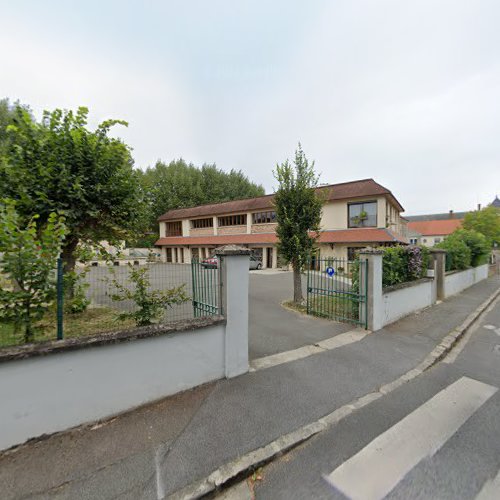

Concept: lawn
[[0, 307, 135, 349]]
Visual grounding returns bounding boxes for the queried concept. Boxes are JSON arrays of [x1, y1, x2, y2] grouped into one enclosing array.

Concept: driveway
[[249, 271, 353, 359]]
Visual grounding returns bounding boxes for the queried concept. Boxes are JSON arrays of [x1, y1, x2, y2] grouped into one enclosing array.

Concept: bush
[[452, 229, 489, 267], [380, 245, 429, 287], [436, 236, 471, 271]]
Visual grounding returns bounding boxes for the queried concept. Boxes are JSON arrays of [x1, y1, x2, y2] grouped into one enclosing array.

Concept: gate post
[[359, 249, 384, 331], [429, 248, 446, 301], [216, 245, 251, 378]]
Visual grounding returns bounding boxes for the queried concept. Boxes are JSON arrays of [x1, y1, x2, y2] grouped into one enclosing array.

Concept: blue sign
[[326, 266, 335, 277]]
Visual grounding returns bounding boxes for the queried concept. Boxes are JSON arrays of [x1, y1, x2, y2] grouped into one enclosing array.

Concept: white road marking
[[325, 377, 497, 500], [475, 469, 500, 500], [155, 445, 166, 500], [249, 329, 368, 371], [483, 325, 496, 330]]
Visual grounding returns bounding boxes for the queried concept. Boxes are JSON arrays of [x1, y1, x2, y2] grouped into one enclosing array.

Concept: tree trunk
[[293, 263, 303, 304], [61, 237, 79, 299]]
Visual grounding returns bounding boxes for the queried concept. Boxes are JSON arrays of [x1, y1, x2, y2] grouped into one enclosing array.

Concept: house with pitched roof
[[155, 178, 408, 268]]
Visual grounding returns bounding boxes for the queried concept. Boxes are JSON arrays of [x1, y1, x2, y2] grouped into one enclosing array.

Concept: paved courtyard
[[249, 270, 353, 359]]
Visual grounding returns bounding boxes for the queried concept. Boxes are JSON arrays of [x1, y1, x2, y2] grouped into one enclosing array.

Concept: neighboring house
[[155, 178, 408, 268], [407, 212, 463, 247]]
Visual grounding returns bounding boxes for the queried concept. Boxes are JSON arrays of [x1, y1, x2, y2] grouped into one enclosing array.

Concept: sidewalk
[[2, 277, 499, 500]]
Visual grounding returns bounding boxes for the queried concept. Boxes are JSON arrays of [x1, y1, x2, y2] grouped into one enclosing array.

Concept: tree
[[0, 106, 142, 273], [274, 144, 323, 304], [0, 202, 66, 343], [136, 159, 265, 245], [463, 206, 500, 247]]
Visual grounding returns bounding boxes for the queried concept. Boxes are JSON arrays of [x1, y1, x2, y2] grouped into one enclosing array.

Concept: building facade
[[155, 178, 408, 268]]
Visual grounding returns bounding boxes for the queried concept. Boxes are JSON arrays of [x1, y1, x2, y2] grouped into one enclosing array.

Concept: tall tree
[[137, 159, 265, 244], [0, 106, 142, 271], [274, 144, 323, 304], [463, 206, 500, 247]]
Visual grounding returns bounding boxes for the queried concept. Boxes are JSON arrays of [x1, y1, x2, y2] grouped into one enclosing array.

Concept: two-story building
[[155, 178, 408, 268]]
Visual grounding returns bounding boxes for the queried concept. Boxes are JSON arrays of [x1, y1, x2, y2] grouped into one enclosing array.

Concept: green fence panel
[[306, 257, 368, 329], [191, 257, 222, 317]]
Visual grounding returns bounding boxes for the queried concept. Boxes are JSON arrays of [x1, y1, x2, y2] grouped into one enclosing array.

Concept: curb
[[167, 284, 500, 500]]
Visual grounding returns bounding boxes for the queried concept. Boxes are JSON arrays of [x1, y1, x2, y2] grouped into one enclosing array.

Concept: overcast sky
[[1, 0, 499, 214]]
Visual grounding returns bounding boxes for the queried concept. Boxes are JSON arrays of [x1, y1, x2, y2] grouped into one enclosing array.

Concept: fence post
[[56, 257, 64, 340], [216, 245, 251, 378], [359, 249, 383, 331], [430, 249, 446, 301]]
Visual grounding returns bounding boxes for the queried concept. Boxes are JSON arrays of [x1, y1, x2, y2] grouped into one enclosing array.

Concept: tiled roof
[[405, 212, 468, 221], [158, 178, 404, 221], [155, 228, 407, 246], [407, 219, 462, 236]]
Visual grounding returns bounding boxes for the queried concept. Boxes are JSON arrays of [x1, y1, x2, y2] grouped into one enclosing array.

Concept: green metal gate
[[191, 257, 222, 317], [306, 257, 368, 328]]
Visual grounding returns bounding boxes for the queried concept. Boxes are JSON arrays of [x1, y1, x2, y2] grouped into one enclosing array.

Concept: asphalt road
[[252, 295, 500, 500]]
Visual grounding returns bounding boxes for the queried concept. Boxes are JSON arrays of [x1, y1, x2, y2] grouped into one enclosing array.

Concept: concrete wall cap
[[429, 248, 447, 254], [215, 245, 252, 256]]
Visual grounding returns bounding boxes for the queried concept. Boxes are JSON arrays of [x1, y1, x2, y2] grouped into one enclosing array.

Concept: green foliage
[[437, 229, 489, 270], [109, 265, 189, 326], [63, 271, 90, 314], [0, 202, 66, 342], [452, 229, 490, 267], [463, 206, 500, 247], [0, 105, 142, 269], [136, 159, 265, 244], [273, 144, 323, 270], [377, 245, 430, 287], [436, 235, 471, 271], [274, 144, 323, 303]]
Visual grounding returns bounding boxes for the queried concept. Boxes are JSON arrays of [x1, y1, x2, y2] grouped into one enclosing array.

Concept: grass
[[0, 307, 136, 349], [284, 296, 360, 322]]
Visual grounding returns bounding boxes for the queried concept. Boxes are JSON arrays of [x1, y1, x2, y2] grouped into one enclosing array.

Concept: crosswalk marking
[[325, 377, 497, 500], [475, 469, 500, 500]]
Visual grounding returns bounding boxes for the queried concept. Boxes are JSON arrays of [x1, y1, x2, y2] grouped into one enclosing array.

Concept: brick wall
[[190, 228, 214, 237], [218, 226, 247, 236], [251, 223, 277, 234]]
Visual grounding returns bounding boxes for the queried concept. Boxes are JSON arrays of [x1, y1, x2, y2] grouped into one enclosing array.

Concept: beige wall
[[182, 220, 190, 237], [159, 222, 166, 238], [419, 235, 446, 247], [320, 196, 393, 230]]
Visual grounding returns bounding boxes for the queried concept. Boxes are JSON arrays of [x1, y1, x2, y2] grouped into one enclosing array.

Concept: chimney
[[449, 210, 454, 219], [477, 203, 481, 211]]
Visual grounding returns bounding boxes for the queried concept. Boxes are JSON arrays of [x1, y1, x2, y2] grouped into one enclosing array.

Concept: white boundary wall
[[0, 248, 250, 452], [444, 264, 489, 298], [382, 279, 435, 327], [0, 324, 226, 451]]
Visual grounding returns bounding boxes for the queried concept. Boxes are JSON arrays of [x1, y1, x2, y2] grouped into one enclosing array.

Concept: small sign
[[326, 266, 335, 277]]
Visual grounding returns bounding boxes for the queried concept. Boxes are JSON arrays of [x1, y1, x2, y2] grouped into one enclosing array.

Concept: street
[[251, 295, 500, 500]]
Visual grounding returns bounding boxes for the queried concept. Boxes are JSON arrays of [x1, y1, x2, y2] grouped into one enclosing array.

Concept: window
[[165, 221, 182, 236], [218, 214, 247, 226], [252, 211, 276, 224], [434, 237, 442, 244], [348, 202, 377, 228], [191, 218, 213, 229], [410, 238, 418, 244]]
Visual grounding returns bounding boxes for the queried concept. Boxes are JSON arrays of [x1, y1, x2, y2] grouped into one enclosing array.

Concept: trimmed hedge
[[381, 245, 430, 287], [436, 229, 489, 271]]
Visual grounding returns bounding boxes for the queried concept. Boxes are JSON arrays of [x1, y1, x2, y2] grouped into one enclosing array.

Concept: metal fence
[[1, 258, 222, 348], [306, 257, 368, 328]]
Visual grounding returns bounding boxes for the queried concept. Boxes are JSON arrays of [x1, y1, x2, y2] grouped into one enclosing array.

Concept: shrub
[[436, 236, 471, 271], [451, 229, 489, 267], [380, 245, 430, 287], [109, 265, 189, 326]]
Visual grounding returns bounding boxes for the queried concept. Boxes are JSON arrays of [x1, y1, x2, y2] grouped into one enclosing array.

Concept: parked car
[[200, 255, 262, 270]]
